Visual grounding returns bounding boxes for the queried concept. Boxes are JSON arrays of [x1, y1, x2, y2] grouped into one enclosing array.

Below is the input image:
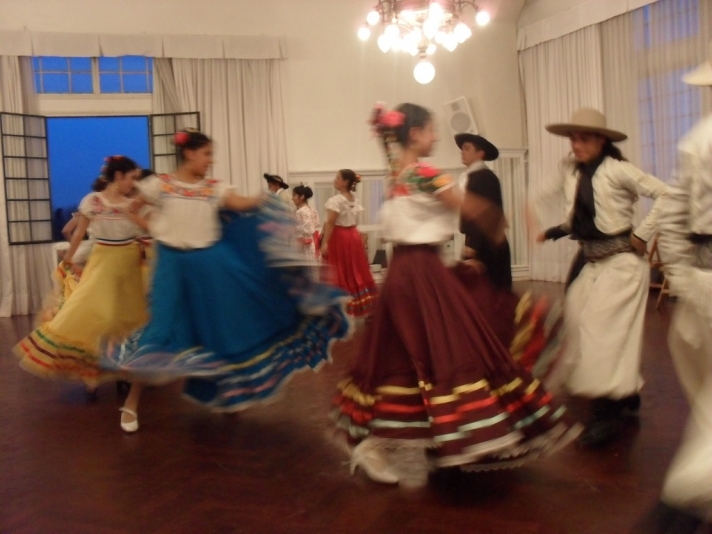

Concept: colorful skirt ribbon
[[332, 244, 578, 471]]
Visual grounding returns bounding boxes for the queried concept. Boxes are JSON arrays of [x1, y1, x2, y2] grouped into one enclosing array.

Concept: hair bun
[[174, 131, 190, 147]]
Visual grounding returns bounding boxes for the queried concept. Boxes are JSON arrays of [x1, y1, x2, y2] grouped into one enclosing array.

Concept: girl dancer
[[110, 129, 350, 432], [332, 103, 579, 485], [15, 156, 148, 393], [320, 170, 378, 317], [292, 184, 321, 261]]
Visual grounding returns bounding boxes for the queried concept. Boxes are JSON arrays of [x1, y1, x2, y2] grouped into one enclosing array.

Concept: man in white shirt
[[635, 50, 712, 534], [454, 134, 512, 289], [264, 173, 293, 212]]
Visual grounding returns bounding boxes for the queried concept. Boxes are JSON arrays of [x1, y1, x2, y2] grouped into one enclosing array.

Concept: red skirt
[[325, 226, 378, 317], [332, 245, 577, 470]]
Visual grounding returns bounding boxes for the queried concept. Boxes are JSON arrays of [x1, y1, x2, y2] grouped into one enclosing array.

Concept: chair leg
[[656, 277, 668, 310]]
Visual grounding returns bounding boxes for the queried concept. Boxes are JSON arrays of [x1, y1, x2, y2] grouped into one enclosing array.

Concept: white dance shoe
[[350, 440, 399, 484], [119, 407, 139, 433]]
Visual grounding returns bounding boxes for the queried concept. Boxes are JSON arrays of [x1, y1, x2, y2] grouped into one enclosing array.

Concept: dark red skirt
[[332, 245, 576, 470], [325, 226, 378, 317]]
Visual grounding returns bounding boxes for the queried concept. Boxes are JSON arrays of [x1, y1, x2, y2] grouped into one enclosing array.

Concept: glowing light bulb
[[423, 18, 439, 39], [377, 34, 391, 53], [429, 2, 444, 21], [434, 31, 446, 44], [454, 22, 472, 42], [358, 26, 371, 41], [385, 24, 400, 40], [426, 43, 437, 55], [443, 32, 458, 51], [476, 10, 490, 26], [367, 10, 380, 25], [414, 59, 435, 84]]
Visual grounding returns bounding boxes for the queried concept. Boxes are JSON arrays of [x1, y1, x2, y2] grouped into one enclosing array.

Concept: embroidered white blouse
[[138, 174, 232, 249], [78, 193, 142, 243], [324, 194, 364, 227], [381, 163, 456, 245], [534, 155, 671, 243], [295, 205, 320, 241]]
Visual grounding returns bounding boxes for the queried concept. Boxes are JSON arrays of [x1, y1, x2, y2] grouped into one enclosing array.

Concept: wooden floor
[[0, 283, 694, 534]]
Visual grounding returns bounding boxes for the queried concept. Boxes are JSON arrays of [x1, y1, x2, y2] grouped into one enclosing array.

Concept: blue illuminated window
[[32, 57, 93, 94], [31, 56, 153, 94], [99, 56, 153, 94]]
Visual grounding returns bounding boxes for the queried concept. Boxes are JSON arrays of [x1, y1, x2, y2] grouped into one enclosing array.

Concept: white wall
[[0, 0, 525, 173]]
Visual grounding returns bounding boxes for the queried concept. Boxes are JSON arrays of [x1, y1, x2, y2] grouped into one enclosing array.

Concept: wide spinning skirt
[[15, 242, 148, 386], [332, 245, 578, 471], [325, 226, 378, 317], [106, 200, 352, 412]]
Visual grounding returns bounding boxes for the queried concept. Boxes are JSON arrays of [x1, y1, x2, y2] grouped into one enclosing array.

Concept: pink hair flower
[[416, 164, 439, 179]]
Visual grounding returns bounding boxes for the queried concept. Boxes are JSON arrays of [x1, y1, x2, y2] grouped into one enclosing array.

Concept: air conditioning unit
[[443, 96, 478, 136]]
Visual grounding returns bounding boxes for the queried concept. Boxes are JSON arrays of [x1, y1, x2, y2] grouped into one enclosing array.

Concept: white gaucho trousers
[[662, 267, 712, 517], [560, 251, 648, 399]]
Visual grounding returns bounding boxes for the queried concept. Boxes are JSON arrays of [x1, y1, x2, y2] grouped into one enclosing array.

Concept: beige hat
[[683, 43, 712, 86], [545, 108, 627, 142]]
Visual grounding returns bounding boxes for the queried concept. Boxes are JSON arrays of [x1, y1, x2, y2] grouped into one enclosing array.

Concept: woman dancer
[[332, 103, 579, 485], [110, 129, 351, 432], [15, 156, 148, 394], [292, 184, 321, 261], [320, 170, 377, 317]]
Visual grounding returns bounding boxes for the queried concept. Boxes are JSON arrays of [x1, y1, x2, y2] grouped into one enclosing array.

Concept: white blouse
[[324, 194, 363, 227], [380, 163, 456, 245], [295, 205, 320, 240], [78, 193, 142, 243], [139, 174, 231, 249]]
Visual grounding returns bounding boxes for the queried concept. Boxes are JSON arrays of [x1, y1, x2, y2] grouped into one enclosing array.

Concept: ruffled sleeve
[[78, 193, 100, 220], [412, 163, 454, 194], [137, 174, 164, 205], [324, 195, 343, 213]]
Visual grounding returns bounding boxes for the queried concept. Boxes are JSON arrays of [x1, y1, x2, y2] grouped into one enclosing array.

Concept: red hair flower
[[380, 110, 405, 128], [174, 132, 189, 146]]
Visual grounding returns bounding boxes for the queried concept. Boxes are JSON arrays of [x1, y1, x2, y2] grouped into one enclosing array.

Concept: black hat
[[263, 173, 289, 190], [454, 134, 499, 161]]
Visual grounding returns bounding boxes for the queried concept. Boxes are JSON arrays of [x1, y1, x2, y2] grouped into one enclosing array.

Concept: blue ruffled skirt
[[105, 198, 352, 411]]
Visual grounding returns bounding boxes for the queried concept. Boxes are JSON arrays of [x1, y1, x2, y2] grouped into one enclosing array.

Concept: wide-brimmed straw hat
[[545, 108, 627, 142], [683, 43, 712, 86]]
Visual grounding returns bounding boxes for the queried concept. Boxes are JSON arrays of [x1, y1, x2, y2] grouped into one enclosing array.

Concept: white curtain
[[153, 58, 288, 195], [0, 56, 54, 317], [520, 26, 604, 282], [521, 0, 712, 282]]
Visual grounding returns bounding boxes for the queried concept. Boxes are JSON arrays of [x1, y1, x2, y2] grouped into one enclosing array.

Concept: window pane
[[43, 73, 70, 93], [100, 73, 121, 93], [122, 73, 148, 93], [8, 201, 30, 221], [28, 180, 49, 200], [27, 159, 48, 179], [9, 222, 31, 243], [26, 138, 47, 158], [6, 180, 29, 200], [30, 200, 51, 220], [69, 57, 92, 72], [31, 221, 52, 241], [99, 56, 120, 72], [71, 73, 93, 94], [40, 56, 69, 71], [121, 55, 147, 72]]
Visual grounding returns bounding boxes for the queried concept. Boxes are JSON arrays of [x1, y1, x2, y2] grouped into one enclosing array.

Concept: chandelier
[[357, 1, 490, 84]]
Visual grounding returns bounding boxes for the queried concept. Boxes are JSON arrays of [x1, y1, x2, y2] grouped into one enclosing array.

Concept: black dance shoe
[[631, 501, 704, 534], [576, 397, 625, 449]]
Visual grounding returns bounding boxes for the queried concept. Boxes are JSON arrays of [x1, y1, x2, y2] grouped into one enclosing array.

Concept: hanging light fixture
[[357, 1, 490, 83]]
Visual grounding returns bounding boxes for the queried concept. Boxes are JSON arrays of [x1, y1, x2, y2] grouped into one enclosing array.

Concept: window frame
[[32, 56, 154, 96], [0, 112, 54, 246]]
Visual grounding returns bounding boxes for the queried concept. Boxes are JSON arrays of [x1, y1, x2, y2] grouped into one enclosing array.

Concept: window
[[634, 0, 699, 50], [0, 113, 53, 245], [32, 56, 154, 95], [33, 57, 93, 94], [99, 56, 154, 94]]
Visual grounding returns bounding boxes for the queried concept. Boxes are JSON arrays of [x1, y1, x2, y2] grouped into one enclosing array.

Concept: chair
[[648, 235, 672, 310]]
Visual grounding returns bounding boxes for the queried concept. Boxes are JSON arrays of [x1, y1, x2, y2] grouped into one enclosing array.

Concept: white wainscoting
[[288, 148, 530, 280]]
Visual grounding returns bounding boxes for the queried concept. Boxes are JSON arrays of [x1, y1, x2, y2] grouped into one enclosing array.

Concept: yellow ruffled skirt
[[15, 242, 148, 386]]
